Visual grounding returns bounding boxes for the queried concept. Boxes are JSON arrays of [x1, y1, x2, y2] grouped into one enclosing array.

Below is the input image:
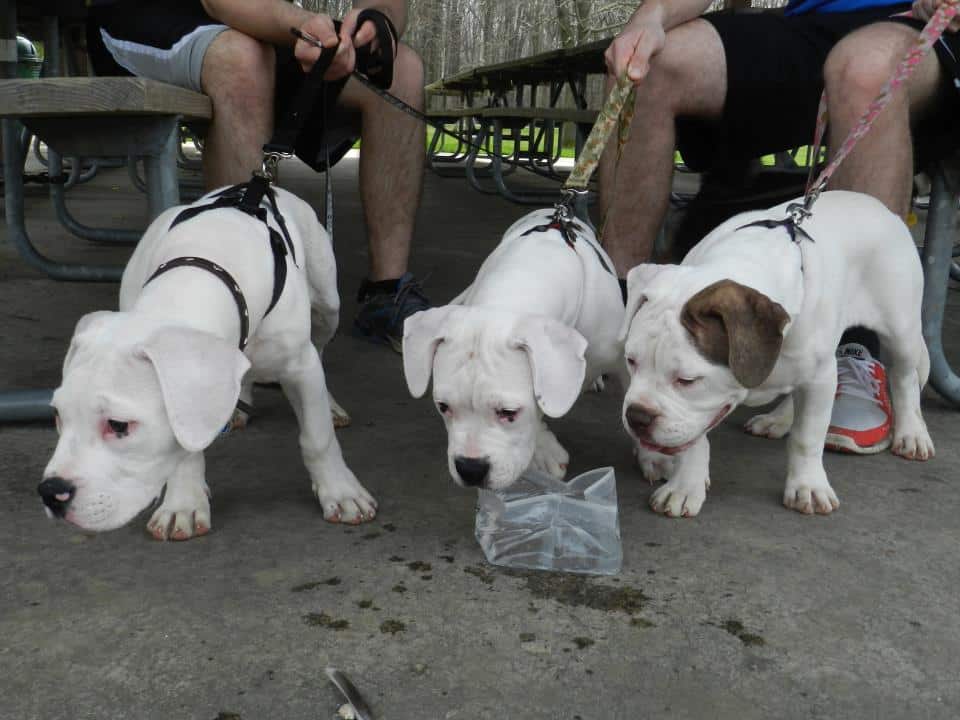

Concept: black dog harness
[[142, 10, 397, 351]]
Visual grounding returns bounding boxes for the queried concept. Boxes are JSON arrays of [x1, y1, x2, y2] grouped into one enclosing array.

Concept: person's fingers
[[302, 14, 338, 47], [295, 40, 322, 73], [326, 42, 355, 81], [628, 29, 661, 82], [353, 19, 377, 48], [339, 8, 360, 41]]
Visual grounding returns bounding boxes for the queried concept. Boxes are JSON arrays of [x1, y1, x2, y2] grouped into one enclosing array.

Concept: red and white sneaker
[[825, 343, 892, 454]]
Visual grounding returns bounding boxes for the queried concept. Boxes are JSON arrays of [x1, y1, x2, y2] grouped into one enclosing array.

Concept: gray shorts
[[98, 24, 227, 93]]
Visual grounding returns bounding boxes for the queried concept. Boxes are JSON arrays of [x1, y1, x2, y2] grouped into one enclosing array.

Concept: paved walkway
[[1, 157, 958, 719]]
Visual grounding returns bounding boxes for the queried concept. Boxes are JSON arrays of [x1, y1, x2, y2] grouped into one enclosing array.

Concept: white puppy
[[620, 191, 933, 518], [402, 208, 624, 490], [40, 186, 376, 539]]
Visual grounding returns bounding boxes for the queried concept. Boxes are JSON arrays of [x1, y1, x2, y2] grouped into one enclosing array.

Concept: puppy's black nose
[[626, 403, 658, 434], [454, 457, 490, 487], [38, 477, 75, 519]]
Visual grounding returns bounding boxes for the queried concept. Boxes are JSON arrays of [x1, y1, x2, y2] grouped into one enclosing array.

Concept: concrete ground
[[1, 154, 959, 720]]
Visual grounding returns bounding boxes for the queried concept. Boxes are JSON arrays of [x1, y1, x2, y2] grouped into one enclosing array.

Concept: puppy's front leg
[[281, 345, 377, 524], [783, 360, 840, 515], [531, 420, 569, 478], [147, 452, 210, 541], [647, 435, 711, 518]]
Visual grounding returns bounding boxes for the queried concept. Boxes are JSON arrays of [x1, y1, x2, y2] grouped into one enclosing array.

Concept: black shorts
[[86, 0, 358, 172], [676, 5, 960, 172]]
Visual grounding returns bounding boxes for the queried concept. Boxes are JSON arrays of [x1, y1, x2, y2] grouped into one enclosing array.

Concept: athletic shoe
[[353, 272, 431, 353], [825, 343, 892, 454]]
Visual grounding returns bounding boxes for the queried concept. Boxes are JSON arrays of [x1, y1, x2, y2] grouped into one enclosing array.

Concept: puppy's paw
[[532, 424, 569, 479], [634, 447, 673, 485], [228, 406, 251, 431], [649, 472, 709, 518], [744, 412, 791, 439], [147, 483, 211, 541], [314, 471, 377, 524], [783, 477, 839, 515], [329, 391, 351, 429], [892, 426, 935, 461]]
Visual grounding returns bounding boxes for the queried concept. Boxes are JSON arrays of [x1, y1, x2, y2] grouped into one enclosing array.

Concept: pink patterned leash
[[801, 0, 959, 219]]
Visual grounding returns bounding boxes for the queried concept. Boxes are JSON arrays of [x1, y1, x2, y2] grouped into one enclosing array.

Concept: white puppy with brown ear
[[403, 208, 624, 490], [620, 191, 933, 518], [40, 186, 375, 540]]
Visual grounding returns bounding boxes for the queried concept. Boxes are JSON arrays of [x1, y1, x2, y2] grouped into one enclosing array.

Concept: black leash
[[291, 26, 582, 186]]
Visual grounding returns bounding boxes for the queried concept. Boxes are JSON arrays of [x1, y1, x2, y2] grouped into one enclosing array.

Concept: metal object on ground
[[325, 667, 374, 720]]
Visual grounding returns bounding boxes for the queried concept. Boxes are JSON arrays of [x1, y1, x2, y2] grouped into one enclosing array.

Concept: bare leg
[[824, 23, 944, 216], [338, 43, 425, 281], [598, 19, 728, 277], [199, 30, 276, 190]]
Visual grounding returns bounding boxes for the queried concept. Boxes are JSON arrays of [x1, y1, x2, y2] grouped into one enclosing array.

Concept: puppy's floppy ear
[[63, 310, 115, 376], [509, 316, 588, 418], [138, 326, 251, 452], [402, 306, 463, 398], [680, 279, 790, 388], [618, 264, 670, 342]]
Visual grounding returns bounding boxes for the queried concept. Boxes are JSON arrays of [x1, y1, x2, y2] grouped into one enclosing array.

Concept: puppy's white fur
[[44, 187, 375, 538], [620, 191, 933, 517], [403, 208, 624, 489]]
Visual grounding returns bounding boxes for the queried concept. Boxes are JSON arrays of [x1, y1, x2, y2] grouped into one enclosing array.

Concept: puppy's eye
[[495, 408, 519, 423], [107, 419, 130, 438], [675, 376, 702, 387], [436, 402, 451, 415], [626, 357, 638, 370]]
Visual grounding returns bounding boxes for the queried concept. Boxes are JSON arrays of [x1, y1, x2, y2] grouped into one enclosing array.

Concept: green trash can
[[17, 35, 43, 79]]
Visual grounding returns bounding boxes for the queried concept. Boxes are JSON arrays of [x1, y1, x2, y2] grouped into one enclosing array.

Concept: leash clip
[[556, 187, 586, 220], [256, 151, 292, 184]]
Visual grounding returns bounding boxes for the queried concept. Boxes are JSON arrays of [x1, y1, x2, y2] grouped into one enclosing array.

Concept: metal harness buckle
[[256, 151, 293, 184]]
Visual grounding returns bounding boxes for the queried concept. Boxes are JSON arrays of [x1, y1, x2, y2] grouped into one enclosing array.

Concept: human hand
[[604, 17, 666, 84], [294, 13, 350, 79], [912, 0, 960, 31]]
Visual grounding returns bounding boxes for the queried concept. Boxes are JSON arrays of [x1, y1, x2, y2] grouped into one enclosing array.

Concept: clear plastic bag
[[475, 467, 622, 576]]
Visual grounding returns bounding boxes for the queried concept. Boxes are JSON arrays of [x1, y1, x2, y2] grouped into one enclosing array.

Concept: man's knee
[[390, 43, 424, 99], [643, 20, 726, 114], [201, 30, 275, 106], [824, 29, 908, 104]]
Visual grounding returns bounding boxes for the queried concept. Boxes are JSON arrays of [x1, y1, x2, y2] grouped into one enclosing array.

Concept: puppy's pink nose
[[626, 403, 659, 434]]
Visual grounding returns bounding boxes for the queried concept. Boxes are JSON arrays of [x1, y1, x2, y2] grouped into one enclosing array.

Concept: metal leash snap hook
[[256, 151, 291, 184]]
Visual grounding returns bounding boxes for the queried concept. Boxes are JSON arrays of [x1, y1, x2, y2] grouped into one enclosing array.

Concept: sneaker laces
[[836, 355, 882, 405], [391, 271, 432, 319]]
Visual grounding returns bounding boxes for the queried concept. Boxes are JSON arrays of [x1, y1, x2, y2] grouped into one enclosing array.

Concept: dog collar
[[144, 257, 251, 350], [736, 213, 814, 273]]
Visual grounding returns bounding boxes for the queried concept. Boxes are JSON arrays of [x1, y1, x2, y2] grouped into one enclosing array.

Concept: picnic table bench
[[0, 0, 211, 420]]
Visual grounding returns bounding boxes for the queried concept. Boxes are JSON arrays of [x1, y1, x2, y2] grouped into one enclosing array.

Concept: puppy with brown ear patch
[[620, 191, 933, 518]]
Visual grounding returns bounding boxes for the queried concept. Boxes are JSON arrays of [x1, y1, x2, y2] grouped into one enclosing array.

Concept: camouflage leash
[[560, 73, 636, 211]]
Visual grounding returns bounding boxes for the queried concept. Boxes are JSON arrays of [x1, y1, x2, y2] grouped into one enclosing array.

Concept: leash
[[801, 0, 960, 220]]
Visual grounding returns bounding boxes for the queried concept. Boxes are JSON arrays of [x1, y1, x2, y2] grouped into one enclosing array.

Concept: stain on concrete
[[290, 577, 341, 592], [438, 554, 455, 563], [719, 619, 766, 647], [380, 619, 406, 634], [421, 575, 432, 580], [464, 565, 496, 584], [407, 561, 432, 572], [898, 488, 921, 494], [215, 713, 242, 720], [389, 555, 405, 563], [363, 531, 381, 540], [383, 523, 398, 532], [573, 637, 595, 650], [356, 599, 373, 609], [392, 583, 407, 594], [630, 617, 656, 629], [511, 570, 648, 614], [519, 632, 536, 642], [302, 612, 350, 630]]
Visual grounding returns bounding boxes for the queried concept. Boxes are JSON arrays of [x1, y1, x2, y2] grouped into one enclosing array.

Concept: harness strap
[[143, 257, 250, 350]]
